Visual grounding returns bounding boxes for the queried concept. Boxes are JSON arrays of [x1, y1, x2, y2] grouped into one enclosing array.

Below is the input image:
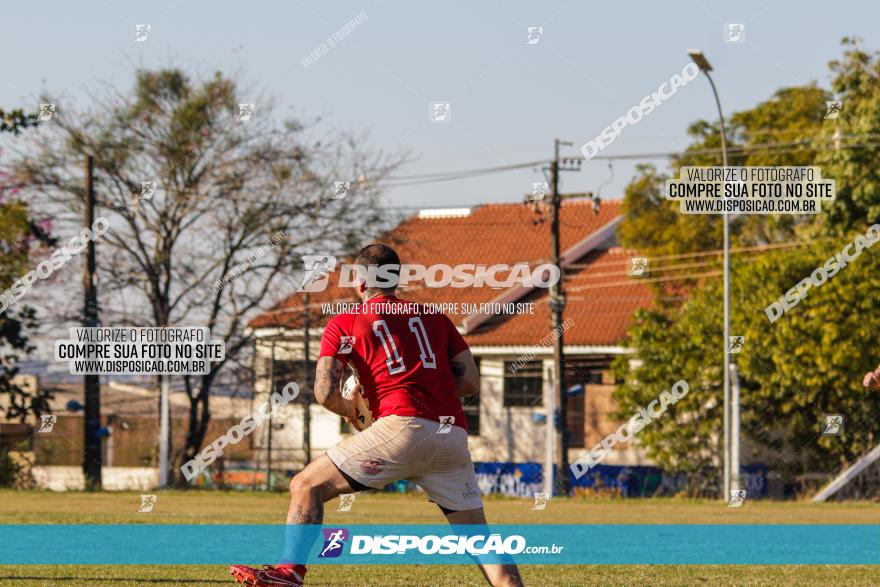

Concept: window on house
[[503, 360, 543, 407], [568, 362, 604, 386], [462, 393, 480, 435], [262, 357, 295, 389], [262, 358, 308, 398], [565, 359, 610, 449]]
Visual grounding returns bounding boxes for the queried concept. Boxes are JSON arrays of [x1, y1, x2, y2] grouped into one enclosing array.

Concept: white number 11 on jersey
[[372, 317, 437, 375]]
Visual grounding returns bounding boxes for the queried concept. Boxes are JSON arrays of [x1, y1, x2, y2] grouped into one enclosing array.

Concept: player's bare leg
[[286, 453, 353, 524], [445, 507, 525, 587], [230, 454, 354, 586]]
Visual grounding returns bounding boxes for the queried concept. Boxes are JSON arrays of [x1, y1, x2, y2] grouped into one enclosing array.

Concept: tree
[[0, 108, 37, 136], [9, 69, 405, 481], [620, 85, 830, 260], [816, 37, 880, 234], [621, 39, 880, 252], [617, 85, 831, 299], [0, 107, 52, 422], [611, 39, 880, 496], [613, 230, 880, 496], [615, 164, 719, 298]]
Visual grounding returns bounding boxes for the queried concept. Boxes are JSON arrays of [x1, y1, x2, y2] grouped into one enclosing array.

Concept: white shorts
[[326, 415, 483, 512]]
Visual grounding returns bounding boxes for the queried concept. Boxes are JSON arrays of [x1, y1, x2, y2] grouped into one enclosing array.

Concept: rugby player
[[231, 244, 524, 586]]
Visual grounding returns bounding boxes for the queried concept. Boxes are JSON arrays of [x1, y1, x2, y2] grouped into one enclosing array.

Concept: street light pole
[[688, 50, 733, 499]]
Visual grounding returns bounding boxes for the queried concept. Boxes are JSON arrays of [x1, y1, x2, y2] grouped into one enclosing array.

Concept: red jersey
[[318, 295, 469, 431]]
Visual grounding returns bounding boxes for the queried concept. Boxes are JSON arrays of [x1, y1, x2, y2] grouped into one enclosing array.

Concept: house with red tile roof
[[247, 198, 655, 478]]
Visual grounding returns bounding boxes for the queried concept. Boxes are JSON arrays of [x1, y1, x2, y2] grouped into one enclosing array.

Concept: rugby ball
[[341, 374, 373, 431]]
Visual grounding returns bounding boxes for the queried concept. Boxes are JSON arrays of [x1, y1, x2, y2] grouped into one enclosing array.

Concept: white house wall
[[467, 359, 548, 463]]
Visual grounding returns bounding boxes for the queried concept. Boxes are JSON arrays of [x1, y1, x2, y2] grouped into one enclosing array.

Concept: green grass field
[[1, 490, 878, 586]]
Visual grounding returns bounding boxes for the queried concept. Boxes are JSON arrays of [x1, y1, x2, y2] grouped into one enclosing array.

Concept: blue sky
[[1, 0, 875, 211]]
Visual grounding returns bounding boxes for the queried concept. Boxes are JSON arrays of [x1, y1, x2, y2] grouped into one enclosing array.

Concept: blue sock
[[280, 524, 322, 565]]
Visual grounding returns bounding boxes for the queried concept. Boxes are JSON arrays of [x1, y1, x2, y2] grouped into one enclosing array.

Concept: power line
[[565, 238, 825, 270], [383, 133, 880, 189], [387, 159, 548, 181]]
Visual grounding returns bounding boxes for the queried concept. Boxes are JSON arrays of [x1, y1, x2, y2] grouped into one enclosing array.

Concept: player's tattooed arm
[[450, 349, 480, 398], [314, 356, 351, 418]]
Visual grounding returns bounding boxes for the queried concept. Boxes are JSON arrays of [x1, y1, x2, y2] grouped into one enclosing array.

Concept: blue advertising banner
[[0, 524, 876, 565], [472, 462, 770, 499]]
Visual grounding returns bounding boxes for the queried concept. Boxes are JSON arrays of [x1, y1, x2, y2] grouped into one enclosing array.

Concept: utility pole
[[546, 139, 581, 496], [302, 294, 312, 465], [82, 154, 102, 490], [267, 341, 276, 490]]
